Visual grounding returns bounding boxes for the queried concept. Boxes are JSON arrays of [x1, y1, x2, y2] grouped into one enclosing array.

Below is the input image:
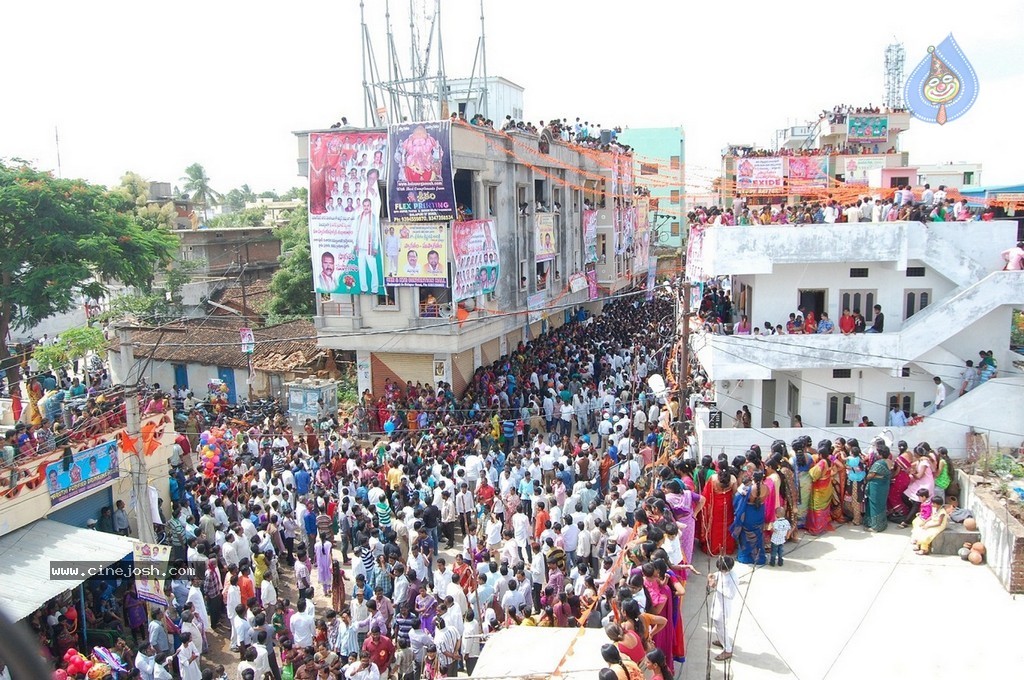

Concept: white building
[[689, 220, 1024, 458], [445, 76, 524, 123], [915, 162, 983, 191]]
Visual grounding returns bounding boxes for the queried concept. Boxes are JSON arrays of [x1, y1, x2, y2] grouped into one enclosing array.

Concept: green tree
[[266, 208, 314, 322], [281, 187, 308, 202], [32, 326, 106, 371], [206, 206, 267, 229], [180, 163, 223, 222], [114, 171, 176, 231], [0, 161, 177, 386], [224, 183, 256, 213]]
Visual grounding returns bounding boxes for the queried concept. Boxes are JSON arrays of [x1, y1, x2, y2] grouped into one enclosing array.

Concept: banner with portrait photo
[[45, 439, 119, 507], [383, 223, 448, 286], [527, 292, 547, 323], [582, 210, 598, 263], [387, 121, 456, 222], [451, 219, 500, 302], [308, 131, 388, 295], [841, 155, 887, 185], [736, 157, 785, 194], [585, 264, 599, 301], [846, 115, 889, 143], [133, 543, 170, 606], [787, 156, 829, 190], [535, 214, 556, 262]]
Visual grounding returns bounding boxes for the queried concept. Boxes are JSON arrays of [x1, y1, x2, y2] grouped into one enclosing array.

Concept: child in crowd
[[768, 507, 791, 567]]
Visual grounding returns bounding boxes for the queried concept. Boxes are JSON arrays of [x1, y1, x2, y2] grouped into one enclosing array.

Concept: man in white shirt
[[933, 185, 946, 205], [290, 599, 316, 648], [933, 377, 947, 413], [823, 202, 838, 224], [844, 203, 861, 223], [433, 558, 454, 599], [921, 184, 934, 206], [135, 643, 156, 680]]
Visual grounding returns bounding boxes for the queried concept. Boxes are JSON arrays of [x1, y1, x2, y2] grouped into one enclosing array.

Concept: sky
[[2, 0, 1023, 196]]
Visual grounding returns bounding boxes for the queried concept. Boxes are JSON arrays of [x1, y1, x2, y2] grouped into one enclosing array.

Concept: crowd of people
[[29, 291, 707, 680], [687, 189, 989, 230]]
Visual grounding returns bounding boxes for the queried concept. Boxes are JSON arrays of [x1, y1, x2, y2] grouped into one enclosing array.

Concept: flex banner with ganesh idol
[[308, 131, 388, 295], [787, 156, 829, 192], [452, 219, 500, 302], [387, 121, 456, 222], [383, 223, 449, 287], [735, 157, 785, 194]]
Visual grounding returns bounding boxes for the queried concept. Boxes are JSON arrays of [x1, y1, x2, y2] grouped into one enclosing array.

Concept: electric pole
[[118, 325, 157, 544]]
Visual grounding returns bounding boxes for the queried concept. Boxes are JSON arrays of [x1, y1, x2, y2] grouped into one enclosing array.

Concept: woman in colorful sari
[[829, 442, 848, 525], [910, 495, 949, 554], [663, 479, 705, 578], [731, 471, 768, 565], [793, 445, 813, 529], [700, 466, 737, 556], [416, 589, 438, 634], [864, 446, 892, 532], [805, 442, 835, 535], [887, 441, 914, 519]]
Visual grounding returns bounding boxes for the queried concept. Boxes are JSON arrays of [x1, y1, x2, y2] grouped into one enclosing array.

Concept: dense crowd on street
[[24, 292, 699, 680]]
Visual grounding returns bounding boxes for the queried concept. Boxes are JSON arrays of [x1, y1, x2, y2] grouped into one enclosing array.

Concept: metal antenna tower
[[884, 41, 905, 110], [361, 0, 487, 126]]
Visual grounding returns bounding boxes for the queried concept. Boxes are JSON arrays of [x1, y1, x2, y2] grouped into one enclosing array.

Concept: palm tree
[[181, 163, 223, 222]]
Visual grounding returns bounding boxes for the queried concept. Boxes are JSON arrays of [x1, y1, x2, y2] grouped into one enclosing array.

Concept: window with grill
[[905, 266, 925, 277], [849, 267, 869, 278], [905, 289, 931, 319], [840, 289, 877, 321], [826, 393, 855, 426], [832, 369, 852, 379]]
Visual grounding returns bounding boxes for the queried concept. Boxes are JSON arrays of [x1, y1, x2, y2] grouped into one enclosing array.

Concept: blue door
[[173, 364, 189, 389], [217, 367, 237, 404]]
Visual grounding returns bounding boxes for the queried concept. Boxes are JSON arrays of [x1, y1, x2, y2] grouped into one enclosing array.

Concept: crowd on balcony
[[687, 190, 987, 229], [820, 103, 907, 125], [493, 116, 633, 154], [728, 143, 898, 159]]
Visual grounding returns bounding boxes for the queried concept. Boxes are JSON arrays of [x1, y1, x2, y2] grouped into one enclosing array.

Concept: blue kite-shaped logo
[[905, 34, 979, 125]]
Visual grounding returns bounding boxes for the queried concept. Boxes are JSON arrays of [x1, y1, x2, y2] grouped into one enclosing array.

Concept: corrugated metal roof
[[0, 520, 137, 621]]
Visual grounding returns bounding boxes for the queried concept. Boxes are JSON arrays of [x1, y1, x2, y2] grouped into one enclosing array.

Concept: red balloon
[[54, 669, 69, 680]]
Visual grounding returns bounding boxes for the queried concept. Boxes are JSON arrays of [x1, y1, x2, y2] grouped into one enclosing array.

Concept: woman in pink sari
[[663, 480, 705, 578], [887, 441, 914, 519], [641, 560, 684, 672]]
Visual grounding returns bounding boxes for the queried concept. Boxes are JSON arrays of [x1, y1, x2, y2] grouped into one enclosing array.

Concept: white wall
[[696, 375, 1024, 459], [735, 260, 956, 333]]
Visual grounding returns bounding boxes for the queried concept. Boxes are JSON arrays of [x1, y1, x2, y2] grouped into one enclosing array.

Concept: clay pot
[[971, 541, 986, 556], [963, 518, 978, 531], [957, 547, 971, 561], [968, 550, 984, 565], [963, 541, 974, 550]]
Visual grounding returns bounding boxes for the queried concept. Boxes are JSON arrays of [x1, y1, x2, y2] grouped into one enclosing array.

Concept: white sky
[[2, 0, 1022, 195]]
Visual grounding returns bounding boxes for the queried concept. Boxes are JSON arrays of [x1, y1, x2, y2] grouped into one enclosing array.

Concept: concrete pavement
[[681, 523, 1024, 680]]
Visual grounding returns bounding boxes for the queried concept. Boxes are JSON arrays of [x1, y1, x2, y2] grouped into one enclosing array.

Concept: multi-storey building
[[293, 122, 649, 395], [719, 109, 913, 207], [688, 219, 1024, 458], [615, 126, 686, 253]]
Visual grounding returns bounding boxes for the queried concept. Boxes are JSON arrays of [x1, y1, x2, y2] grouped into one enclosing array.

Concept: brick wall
[[959, 470, 1024, 594]]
